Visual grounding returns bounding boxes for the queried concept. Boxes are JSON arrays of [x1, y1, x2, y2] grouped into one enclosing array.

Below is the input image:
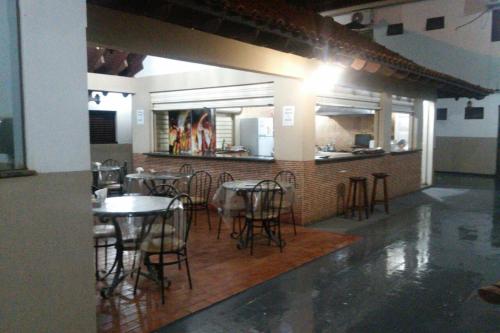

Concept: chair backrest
[[249, 180, 283, 221], [274, 170, 297, 188], [188, 170, 212, 204], [149, 184, 179, 198], [156, 194, 193, 253], [102, 159, 121, 167], [179, 163, 194, 175], [217, 171, 234, 187]]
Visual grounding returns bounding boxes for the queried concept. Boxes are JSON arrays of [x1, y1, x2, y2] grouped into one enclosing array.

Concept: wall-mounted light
[[88, 90, 101, 105], [303, 63, 345, 94]]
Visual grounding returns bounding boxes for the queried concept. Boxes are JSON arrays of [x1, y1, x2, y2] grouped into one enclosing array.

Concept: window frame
[[426, 16, 445, 31], [88, 110, 118, 144], [436, 108, 448, 120], [387, 23, 404, 36]]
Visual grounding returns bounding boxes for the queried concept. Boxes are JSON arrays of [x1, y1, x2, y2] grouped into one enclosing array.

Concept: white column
[[413, 99, 424, 150], [376, 92, 392, 151], [273, 78, 317, 161]]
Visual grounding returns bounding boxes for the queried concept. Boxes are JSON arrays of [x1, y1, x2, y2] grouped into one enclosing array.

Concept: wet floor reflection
[[160, 175, 500, 333]]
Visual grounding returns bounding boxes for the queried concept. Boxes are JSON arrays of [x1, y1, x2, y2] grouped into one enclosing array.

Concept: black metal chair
[[179, 163, 194, 175], [216, 172, 242, 239], [149, 184, 179, 198], [274, 170, 297, 235], [134, 194, 194, 304], [100, 159, 125, 196], [187, 170, 212, 230], [244, 180, 284, 255]]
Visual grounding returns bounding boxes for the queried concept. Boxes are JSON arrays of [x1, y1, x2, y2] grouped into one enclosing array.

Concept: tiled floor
[[96, 215, 359, 332], [161, 174, 500, 332]]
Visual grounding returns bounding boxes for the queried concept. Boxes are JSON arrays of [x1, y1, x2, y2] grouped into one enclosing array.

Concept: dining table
[[93, 195, 174, 298], [212, 180, 294, 248], [125, 171, 191, 194]]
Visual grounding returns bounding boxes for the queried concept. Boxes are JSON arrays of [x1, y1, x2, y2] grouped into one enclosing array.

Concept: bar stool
[[371, 173, 389, 213], [345, 176, 369, 220]]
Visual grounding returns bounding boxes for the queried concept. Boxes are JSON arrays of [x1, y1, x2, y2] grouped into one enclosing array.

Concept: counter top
[[315, 152, 387, 164], [144, 152, 275, 163]]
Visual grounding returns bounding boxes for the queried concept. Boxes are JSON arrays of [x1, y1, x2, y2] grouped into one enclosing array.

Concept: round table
[[93, 196, 174, 297], [125, 172, 191, 194], [214, 180, 294, 249]]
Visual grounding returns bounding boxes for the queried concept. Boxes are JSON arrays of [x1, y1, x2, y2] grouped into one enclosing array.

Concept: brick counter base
[[133, 152, 422, 225]]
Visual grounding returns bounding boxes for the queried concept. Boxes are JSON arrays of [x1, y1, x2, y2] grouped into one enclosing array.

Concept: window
[[426, 16, 445, 31], [216, 113, 234, 149], [387, 23, 404, 36], [392, 112, 412, 151], [464, 107, 484, 119], [436, 108, 447, 120], [89, 111, 117, 144], [492, 9, 500, 42], [0, 1, 25, 171]]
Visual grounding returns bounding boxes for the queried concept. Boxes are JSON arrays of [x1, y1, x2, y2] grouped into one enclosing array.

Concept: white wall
[[372, 0, 500, 89], [436, 95, 499, 138], [132, 67, 275, 153], [88, 92, 133, 144], [1, 1, 96, 332], [20, 0, 90, 172]]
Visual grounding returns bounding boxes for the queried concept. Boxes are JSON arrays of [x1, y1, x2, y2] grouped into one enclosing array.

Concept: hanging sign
[[136, 110, 144, 125], [282, 106, 295, 127]]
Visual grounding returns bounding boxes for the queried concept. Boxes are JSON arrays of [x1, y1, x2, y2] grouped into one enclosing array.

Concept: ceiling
[[285, 0, 381, 12], [87, 46, 146, 77]]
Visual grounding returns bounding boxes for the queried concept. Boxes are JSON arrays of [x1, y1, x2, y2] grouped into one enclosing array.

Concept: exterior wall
[[435, 95, 499, 175], [1, 1, 95, 333], [365, 0, 500, 175], [133, 152, 422, 224]]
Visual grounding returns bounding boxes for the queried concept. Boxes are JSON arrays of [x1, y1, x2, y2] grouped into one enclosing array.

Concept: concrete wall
[[0, 1, 95, 332], [366, 0, 500, 174], [434, 95, 499, 175], [90, 143, 133, 170]]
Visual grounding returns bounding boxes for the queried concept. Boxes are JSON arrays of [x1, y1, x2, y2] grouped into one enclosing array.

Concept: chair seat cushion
[[141, 237, 185, 253], [93, 225, 115, 239], [149, 223, 175, 238], [246, 210, 279, 220], [183, 195, 206, 205]]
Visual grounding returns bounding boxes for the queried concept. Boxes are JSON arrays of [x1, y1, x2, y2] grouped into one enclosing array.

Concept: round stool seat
[[372, 173, 388, 178], [350, 176, 367, 182]]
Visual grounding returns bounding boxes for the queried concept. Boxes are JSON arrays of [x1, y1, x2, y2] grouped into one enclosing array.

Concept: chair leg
[[159, 255, 165, 305], [363, 181, 369, 219], [133, 261, 142, 295], [352, 182, 358, 219], [277, 220, 283, 253], [217, 215, 223, 239], [177, 253, 181, 270], [94, 240, 99, 281], [291, 207, 297, 235], [104, 239, 108, 269], [206, 206, 212, 230], [383, 177, 389, 213], [345, 181, 352, 218], [371, 178, 378, 213], [184, 250, 193, 289]]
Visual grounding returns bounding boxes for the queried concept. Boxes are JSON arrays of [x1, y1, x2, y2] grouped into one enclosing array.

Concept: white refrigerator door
[[258, 117, 273, 137], [258, 136, 274, 156]]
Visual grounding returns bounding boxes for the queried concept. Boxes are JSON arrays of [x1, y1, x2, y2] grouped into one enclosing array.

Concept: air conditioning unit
[[487, 0, 500, 9]]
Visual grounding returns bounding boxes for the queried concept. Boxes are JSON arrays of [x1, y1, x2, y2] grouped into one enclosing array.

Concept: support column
[[273, 77, 316, 161], [375, 92, 392, 151], [413, 99, 424, 150]]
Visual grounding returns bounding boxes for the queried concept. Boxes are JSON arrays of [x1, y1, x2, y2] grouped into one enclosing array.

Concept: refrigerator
[[239, 118, 274, 156]]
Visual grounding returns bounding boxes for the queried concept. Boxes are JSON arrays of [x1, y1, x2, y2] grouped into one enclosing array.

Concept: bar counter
[[145, 152, 274, 163]]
